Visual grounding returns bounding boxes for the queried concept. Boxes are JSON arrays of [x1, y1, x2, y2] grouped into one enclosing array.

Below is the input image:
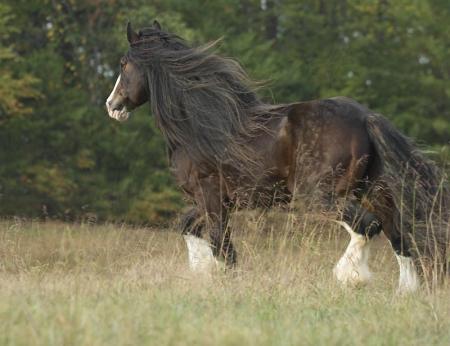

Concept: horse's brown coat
[[107, 22, 449, 279]]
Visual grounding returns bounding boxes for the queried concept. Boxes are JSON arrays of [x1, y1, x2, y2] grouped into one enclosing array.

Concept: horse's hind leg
[[389, 232, 419, 293], [330, 152, 382, 285], [334, 201, 383, 285], [180, 207, 218, 273], [375, 199, 419, 293]]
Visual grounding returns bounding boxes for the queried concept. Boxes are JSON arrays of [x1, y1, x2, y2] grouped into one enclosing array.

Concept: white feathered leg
[[334, 221, 372, 285], [395, 254, 419, 293], [183, 234, 218, 274]]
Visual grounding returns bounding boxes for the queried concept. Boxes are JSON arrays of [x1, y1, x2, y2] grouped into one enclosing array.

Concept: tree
[[0, 4, 40, 120], [0, 0, 448, 223]]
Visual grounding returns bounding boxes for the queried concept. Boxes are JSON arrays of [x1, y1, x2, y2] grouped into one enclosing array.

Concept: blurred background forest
[[0, 0, 449, 224]]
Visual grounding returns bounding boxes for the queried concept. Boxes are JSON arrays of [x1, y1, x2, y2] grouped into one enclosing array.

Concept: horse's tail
[[366, 113, 449, 280]]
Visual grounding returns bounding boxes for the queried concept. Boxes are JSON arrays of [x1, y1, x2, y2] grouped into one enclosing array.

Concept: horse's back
[[283, 96, 374, 193], [286, 96, 372, 126]]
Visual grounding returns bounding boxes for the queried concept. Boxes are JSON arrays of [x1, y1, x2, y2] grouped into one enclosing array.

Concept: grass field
[[0, 218, 449, 346]]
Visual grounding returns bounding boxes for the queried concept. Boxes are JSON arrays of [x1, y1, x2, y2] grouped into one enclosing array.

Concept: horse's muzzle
[[106, 101, 130, 122]]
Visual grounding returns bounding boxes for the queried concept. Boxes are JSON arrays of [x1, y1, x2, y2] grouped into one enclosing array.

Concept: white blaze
[[106, 74, 121, 106], [183, 235, 218, 274], [106, 74, 130, 122], [395, 254, 419, 293], [334, 221, 372, 285]]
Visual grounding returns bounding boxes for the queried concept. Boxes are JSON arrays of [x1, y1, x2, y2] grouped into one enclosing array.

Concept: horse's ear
[[153, 20, 161, 30], [127, 21, 139, 44]]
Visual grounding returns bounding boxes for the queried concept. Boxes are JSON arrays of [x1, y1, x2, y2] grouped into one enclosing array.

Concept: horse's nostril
[[108, 101, 124, 112], [113, 104, 124, 112]]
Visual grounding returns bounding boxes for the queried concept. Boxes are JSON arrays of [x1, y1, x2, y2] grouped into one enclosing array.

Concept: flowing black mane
[[126, 26, 280, 175]]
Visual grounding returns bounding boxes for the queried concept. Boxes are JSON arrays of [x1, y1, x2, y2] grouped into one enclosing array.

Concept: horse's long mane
[[127, 26, 281, 177]]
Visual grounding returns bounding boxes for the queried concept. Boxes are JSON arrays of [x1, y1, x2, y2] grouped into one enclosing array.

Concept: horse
[[106, 21, 449, 293]]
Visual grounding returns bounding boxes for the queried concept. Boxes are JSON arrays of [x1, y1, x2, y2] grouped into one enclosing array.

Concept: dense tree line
[[0, 0, 448, 224]]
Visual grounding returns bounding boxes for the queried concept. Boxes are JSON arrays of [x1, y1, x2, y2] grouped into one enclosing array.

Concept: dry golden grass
[[0, 217, 449, 346]]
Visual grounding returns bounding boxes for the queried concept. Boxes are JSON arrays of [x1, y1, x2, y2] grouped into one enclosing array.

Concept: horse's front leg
[[182, 176, 236, 274], [208, 206, 236, 267], [197, 177, 236, 267], [180, 207, 216, 273]]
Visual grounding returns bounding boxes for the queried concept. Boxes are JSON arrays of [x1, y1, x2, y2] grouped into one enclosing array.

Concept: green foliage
[[0, 4, 40, 119], [0, 0, 448, 223]]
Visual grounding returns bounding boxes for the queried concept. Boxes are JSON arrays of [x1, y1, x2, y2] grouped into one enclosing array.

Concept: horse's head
[[106, 22, 156, 121]]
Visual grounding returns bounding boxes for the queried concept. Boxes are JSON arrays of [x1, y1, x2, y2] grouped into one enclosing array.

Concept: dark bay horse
[[106, 21, 449, 292]]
